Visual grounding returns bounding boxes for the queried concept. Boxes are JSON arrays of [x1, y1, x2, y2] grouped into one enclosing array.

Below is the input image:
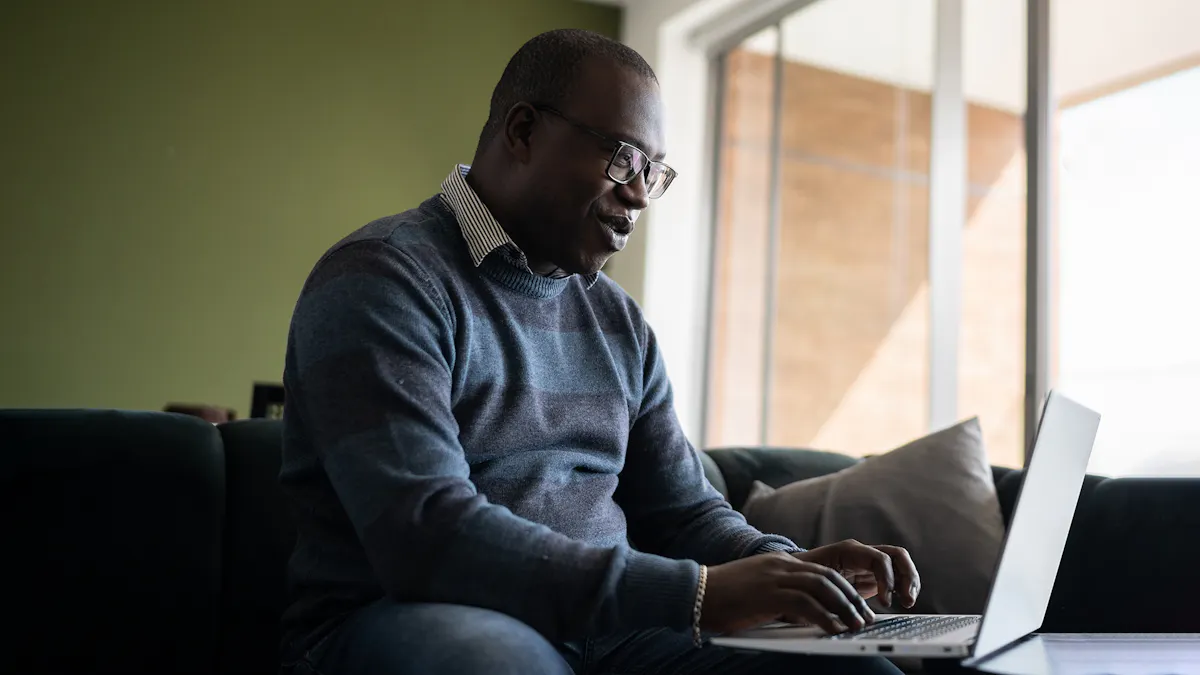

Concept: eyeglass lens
[[608, 144, 675, 198]]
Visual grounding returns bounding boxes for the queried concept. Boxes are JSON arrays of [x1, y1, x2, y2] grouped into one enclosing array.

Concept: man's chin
[[584, 252, 617, 277], [553, 252, 612, 278]]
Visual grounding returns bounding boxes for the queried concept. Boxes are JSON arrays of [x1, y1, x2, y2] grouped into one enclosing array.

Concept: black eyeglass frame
[[531, 104, 677, 199]]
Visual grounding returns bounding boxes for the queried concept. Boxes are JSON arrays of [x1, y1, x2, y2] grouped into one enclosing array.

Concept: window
[[1055, 65, 1200, 477], [702, 0, 1199, 474], [705, 0, 1026, 467]]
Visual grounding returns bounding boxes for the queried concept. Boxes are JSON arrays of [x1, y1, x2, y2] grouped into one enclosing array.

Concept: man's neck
[[464, 168, 564, 278]]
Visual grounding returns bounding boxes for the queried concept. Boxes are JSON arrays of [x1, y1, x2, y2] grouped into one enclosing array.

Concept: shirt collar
[[439, 164, 598, 288]]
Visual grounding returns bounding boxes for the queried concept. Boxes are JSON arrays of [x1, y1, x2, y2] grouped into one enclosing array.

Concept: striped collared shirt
[[439, 164, 598, 288]]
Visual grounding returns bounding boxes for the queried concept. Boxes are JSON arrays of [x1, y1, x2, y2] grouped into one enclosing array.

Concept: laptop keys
[[827, 615, 980, 641]]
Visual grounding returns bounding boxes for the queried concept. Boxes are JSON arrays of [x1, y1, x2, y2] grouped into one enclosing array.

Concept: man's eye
[[614, 149, 635, 168]]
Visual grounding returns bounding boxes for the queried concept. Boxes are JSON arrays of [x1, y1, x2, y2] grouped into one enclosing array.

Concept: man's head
[[470, 29, 673, 277]]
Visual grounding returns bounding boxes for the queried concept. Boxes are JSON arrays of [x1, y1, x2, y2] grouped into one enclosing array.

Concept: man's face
[[516, 59, 666, 276]]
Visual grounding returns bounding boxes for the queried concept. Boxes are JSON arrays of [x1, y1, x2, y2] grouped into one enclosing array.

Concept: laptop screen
[[969, 391, 1100, 662]]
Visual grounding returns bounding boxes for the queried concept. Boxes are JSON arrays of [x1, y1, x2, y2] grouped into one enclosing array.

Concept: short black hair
[[478, 28, 657, 148]]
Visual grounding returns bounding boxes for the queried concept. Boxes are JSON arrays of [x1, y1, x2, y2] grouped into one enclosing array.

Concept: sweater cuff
[[619, 551, 700, 632], [753, 539, 804, 556]]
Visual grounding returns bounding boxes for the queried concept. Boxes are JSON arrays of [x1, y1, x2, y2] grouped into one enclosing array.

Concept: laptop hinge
[[961, 632, 1039, 669]]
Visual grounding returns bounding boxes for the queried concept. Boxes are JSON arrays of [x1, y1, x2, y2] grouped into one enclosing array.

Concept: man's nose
[[616, 173, 651, 210]]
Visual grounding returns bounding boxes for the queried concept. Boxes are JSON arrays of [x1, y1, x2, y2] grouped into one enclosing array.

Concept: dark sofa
[[4, 408, 1199, 674]]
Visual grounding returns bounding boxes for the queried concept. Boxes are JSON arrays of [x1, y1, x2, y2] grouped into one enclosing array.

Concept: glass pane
[[1056, 61, 1200, 478], [704, 26, 779, 448], [766, 0, 933, 454], [959, 0, 1027, 468]]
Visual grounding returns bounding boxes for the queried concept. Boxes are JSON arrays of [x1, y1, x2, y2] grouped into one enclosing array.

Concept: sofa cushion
[[218, 419, 295, 675], [740, 418, 1005, 616], [0, 409, 225, 674], [704, 447, 859, 511]]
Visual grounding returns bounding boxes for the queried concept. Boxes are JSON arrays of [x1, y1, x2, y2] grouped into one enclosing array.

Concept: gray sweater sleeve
[[615, 324, 801, 564], [287, 240, 699, 641]]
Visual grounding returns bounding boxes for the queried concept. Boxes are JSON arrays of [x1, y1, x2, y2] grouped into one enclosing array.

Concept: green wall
[[0, 0, 620, 417]]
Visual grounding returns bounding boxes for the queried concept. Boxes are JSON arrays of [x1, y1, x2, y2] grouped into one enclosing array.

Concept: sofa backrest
[[703, 446, 1020, 512], [1, 409, 226, 674], [703, 447, 859, 510], [216, 420, 294, 675], [6, 407, 1197, 675], [1063, 476, 1200, 633]]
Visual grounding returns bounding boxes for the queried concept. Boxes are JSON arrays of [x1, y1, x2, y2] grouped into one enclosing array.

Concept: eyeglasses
[[533, 105, 677, 199]]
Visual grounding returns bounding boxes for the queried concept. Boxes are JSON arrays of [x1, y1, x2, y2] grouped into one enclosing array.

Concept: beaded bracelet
[[692, 564, 708, 647]]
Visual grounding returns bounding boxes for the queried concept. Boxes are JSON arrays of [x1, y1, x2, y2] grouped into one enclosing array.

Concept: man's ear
[[502, 102, 538, 164]]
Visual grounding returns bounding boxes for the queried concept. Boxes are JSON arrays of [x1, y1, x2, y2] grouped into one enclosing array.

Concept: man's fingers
[[875, 545, 920, 608], [778, 591, 844, 635], [862, 546, 896, 608], [779, 563, 870, 630], [818, 564, 876, 624], [847, 570, 879, 596]]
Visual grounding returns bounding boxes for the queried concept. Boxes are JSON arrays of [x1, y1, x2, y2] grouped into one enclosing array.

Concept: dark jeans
[[284, 601, 904, 675]]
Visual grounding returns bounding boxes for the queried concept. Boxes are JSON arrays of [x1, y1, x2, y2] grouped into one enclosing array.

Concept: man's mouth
[[598, 214, 635, 236]]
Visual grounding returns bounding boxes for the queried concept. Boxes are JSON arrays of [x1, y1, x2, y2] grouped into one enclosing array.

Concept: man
[[279, 28, 919, 675]]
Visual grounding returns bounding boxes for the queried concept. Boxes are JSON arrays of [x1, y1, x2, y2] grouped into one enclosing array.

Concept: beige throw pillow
[[742, 417, 1005, 616]]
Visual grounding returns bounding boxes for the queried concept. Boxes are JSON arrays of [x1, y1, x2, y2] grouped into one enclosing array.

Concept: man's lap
[[285, 601, 572, 675], [288, 601, 902, 675]]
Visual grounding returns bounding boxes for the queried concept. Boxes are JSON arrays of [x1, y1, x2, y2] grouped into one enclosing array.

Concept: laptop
[[710, 390, 1101, 663]]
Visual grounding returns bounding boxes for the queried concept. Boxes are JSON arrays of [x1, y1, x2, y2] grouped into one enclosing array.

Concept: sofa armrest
[[0, 409, 226, 674]]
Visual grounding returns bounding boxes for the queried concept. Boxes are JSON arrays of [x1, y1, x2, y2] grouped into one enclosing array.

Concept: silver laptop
[[710, 390, 1100, 662]]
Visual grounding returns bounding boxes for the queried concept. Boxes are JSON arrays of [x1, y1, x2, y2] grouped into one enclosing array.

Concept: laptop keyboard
[[826, 615, 980, 641]]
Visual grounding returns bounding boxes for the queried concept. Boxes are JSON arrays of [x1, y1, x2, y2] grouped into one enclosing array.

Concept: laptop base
[[710, 614, 979, 658]]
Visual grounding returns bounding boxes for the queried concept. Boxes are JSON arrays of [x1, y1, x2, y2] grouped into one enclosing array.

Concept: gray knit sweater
[[278, 196, 797, 657]]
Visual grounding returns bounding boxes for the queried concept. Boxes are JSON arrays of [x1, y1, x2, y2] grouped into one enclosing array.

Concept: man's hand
[[793, 539, 921, 610], [700, 552, 876, 635]]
